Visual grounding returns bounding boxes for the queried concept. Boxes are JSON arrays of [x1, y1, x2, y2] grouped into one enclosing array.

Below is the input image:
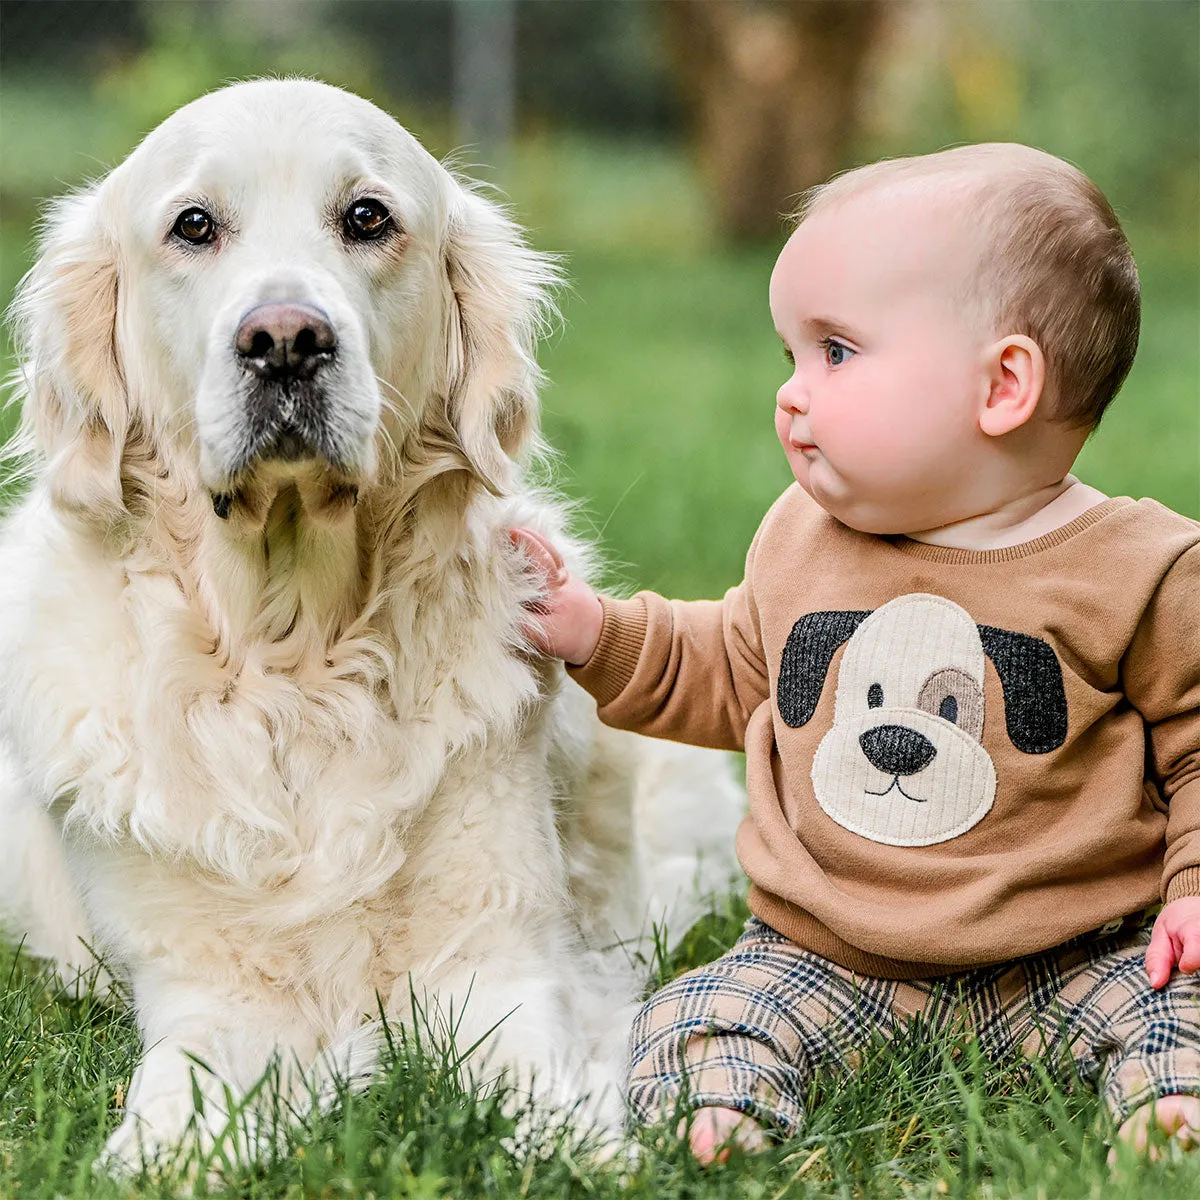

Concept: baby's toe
[[682, 1106, 766, 1165], [1114, 1095, 1200, 1162]]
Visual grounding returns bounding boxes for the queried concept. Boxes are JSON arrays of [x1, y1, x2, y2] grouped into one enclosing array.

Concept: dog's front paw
[[96, 1101, 203, 1181], [96, 1114, 153, 1177]]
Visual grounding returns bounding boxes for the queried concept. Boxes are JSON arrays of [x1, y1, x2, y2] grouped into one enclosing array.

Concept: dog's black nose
[[859, 724, 936, 776], [235, 302, 337, 381]]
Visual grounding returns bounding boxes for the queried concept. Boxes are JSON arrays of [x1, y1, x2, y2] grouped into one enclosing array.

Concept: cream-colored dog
[[0, 78, 741, 1170]]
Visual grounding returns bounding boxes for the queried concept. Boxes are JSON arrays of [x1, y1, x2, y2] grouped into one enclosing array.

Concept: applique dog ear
[[977, 625, 1068, 753], [778, 610, 872, 727]]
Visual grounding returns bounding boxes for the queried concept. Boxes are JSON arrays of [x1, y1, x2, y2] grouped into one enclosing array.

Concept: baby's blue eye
[[824, 339, 855, 367]]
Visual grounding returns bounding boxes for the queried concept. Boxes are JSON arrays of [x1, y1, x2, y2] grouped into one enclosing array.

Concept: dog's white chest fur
[[12, 519, 539, 925]]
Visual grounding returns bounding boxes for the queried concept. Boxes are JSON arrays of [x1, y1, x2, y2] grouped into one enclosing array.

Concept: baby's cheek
[[819, 402, 901, 463], [773, 406, 791, 447], [843, 387, 959, 472]]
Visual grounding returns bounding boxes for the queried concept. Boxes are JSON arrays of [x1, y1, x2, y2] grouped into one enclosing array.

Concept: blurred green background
[[1, 0, 1196, 600]]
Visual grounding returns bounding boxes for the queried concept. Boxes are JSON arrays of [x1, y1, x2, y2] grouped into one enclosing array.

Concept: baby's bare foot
[[680, 1105, 766, 1164], [1111, 1094, 1200, 1162]]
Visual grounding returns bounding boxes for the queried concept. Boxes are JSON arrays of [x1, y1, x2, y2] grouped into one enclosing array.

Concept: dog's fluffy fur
[[0, 79, 742, 1168]]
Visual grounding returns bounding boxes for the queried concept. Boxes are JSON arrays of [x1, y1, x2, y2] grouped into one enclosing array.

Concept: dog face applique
[[776, 594, 1068, 847]]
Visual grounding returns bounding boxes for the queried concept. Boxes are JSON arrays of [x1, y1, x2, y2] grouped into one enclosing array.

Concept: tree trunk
[[663, 0, 886, 240]]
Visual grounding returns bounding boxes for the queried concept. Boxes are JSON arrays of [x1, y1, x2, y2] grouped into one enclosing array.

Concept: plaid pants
[[628, 917, 1200, 1134]]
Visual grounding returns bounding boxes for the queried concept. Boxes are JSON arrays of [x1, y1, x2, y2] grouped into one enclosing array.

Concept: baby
[[514, 143, 1200, 1161]]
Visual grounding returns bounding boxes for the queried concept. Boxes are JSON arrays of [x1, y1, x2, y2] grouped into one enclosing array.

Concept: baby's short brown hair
[[795, 145, 1140, 429]]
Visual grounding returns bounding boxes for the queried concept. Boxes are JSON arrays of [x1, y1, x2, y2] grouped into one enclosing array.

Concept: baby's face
[[770, 189, 997, 534]]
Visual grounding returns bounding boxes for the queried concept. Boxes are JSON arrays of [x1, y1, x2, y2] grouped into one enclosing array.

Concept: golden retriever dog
[[0, 78, 741, 1170]]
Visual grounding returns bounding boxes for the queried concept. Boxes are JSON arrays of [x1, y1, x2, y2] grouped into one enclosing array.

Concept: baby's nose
[[777, 377, 808, 414]]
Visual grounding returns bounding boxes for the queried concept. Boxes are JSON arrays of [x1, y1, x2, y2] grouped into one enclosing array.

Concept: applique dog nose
[[858, 724, 936, 776]]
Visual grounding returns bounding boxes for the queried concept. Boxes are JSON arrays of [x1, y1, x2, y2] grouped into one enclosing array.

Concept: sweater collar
[[881, 497, 1134, 564]]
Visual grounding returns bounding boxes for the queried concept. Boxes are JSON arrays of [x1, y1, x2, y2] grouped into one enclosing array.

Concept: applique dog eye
[[916, 667, 984, 740], [777, 594, 1067, 847]]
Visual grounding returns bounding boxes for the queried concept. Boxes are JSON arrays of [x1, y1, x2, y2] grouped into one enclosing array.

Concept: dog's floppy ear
[[440, 184, 558, 494], [8, 186, 127, 526], [977, 625, 1068, 753], [778, 610, 872, 727]]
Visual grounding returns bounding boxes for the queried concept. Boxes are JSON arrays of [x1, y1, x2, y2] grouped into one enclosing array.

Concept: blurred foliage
[[858, 1, 1199, 243], [0, 0, 678, 160], [0, 1, 401, 212], [0, 0, 143, 72], [0, 0, 1196, 582], [89, 1, 385, 144], [0, 0, 1196, 242]]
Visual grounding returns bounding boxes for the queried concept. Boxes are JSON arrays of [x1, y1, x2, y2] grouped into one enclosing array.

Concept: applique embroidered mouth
[[864, 776, 927, 803]]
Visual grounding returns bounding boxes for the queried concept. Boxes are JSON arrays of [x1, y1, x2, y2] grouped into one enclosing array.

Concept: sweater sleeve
[[1121, 541, 1200, 902], [567, 525, 770, 751]]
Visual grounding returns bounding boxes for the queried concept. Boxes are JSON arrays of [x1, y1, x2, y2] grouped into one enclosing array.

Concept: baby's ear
[[438, 183, 559, 493], [979, 335, 1045, 437], [778, 610, 872, 727], [9, 185, 128, 526]]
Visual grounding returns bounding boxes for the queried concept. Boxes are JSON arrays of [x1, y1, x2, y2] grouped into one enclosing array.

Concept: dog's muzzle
[[233, 300, 342, 469]]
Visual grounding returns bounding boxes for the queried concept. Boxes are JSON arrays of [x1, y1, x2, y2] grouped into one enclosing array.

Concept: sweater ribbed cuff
[[1165, 866, 1200, 903], [567, 594, 649, 709]]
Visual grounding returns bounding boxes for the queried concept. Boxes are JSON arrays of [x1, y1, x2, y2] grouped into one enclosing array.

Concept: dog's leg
[[0, 758, 107, 989], [629, 739, 744, 947], [98, 970, 317, 1177], [407, 949, 630, 1137], [554, 687, 744, 958]]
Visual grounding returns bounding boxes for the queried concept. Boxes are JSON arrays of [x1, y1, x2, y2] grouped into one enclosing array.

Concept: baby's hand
[[1145, 897, 1200, 988], [510, 528, 604, 666]]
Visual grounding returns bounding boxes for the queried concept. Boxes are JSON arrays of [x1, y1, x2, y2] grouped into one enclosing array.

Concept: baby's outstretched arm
[[510, 528, 604, 666], [512, 521, 768, 751]]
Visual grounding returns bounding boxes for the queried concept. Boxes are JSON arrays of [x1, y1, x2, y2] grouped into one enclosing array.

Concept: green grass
[[5, 918, 1200, 1200], [1, 91, 1198, 1198]]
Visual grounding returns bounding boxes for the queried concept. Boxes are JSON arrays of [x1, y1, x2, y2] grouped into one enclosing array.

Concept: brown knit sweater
[[570, 487, 1200, 978]]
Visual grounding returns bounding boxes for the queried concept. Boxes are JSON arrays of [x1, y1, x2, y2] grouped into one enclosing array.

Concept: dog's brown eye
[[173, 208, 216, 245], [344, 198, 393, 241]]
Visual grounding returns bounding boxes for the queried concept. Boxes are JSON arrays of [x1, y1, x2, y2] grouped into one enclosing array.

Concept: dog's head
[[7, 78, 556, 530], [778, 594, 1067, 846]]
